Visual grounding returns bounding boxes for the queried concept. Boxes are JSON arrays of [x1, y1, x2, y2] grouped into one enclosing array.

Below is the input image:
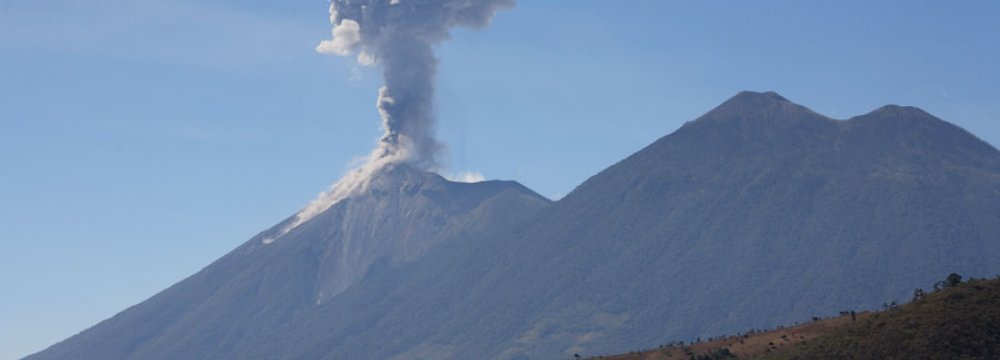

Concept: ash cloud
[[318, 0, 515, 170], [263, 0, 513, 245]]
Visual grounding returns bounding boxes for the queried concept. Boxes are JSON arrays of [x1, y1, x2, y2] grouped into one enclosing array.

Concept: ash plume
[[263, 0, 513, 244], [317, 0, 515, 169]]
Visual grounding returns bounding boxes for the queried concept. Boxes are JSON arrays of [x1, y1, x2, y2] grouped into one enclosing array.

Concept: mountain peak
[[864, 104, 935, 120], [847, 103, 957, 135], [675, 91, 831, 139], [710, 90, 804, 114], [697, 91, 824, 121], [366, 163, 546, 202], [729, 90, 790, 105], [368, 163, 446, 190]]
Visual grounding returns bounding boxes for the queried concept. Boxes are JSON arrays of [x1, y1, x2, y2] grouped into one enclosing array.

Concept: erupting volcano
[[22, 1, 1000, 359], [263, 0, 515, 245]]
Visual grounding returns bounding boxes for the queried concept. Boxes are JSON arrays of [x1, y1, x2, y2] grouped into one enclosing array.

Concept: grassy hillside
[[599, 275, 1000, 360], [597, 313, 871, 360], [767, 275, 1000, 359]]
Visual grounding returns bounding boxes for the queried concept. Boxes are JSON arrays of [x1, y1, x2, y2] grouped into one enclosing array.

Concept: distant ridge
[[27, 92, 1000, 360]]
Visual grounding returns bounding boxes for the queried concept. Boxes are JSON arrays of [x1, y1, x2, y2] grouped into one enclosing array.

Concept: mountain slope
[[767, 277, 1000, 359], [602, 276, 1000, 360], [244, 91, 1000, 359], [27, 91, 1000, 360], [512, 91, 1000, 356], [26, 165, 550, 360]]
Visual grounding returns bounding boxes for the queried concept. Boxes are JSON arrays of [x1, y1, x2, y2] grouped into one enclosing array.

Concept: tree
[[946, 273, 963, 287], [935, 273, 963, 290]]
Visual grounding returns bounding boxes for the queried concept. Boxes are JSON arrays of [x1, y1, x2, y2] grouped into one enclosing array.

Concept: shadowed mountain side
[[26, 91, 1000, 360], [247, 92, 1000, 359], [495, 91, 1000, 356]]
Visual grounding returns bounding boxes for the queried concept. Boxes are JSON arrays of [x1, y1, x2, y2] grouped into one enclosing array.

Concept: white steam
[[315, 19, 361, 56], [447, 171, 486, 183]]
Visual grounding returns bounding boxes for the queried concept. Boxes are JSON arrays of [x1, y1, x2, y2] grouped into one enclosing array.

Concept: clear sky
[[1, 1, 998, 358]]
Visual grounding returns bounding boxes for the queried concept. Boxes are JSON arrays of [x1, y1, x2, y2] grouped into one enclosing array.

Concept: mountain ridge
[[26, 91, 1000, 360]]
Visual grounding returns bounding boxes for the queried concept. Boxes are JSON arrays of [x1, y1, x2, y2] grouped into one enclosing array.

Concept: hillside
[[26, 92, 1000, 360], [769, 276, 1000, 359], [372, 91, 1000, 358], [26, 165, 550, 360], [603, 275, 1000, 360], [242, 92, 1000, 359], [599, 313, 872, 360]]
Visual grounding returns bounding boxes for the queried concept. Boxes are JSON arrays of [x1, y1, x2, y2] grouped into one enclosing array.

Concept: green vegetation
[[767, 275, 1000, 359]]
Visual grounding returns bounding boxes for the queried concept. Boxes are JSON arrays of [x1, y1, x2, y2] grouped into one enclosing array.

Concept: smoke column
[[318, 0, 515, 169], [262, 0, 514, 244]]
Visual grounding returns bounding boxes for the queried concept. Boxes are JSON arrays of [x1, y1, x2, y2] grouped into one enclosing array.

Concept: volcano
[[27, 92, 1000, 360], [27, 163, 549, 360]]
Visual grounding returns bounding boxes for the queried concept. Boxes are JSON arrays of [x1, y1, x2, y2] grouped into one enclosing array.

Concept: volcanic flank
[[26, 163, 549, 360], [27, 92, 1000, 360], [254, 164, 549, 304]]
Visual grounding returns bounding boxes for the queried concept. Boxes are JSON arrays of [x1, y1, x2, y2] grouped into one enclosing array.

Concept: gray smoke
[[318, 0, 515, 170]]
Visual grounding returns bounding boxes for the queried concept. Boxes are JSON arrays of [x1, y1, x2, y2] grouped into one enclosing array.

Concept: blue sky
[[1, 1, 998, 358]]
